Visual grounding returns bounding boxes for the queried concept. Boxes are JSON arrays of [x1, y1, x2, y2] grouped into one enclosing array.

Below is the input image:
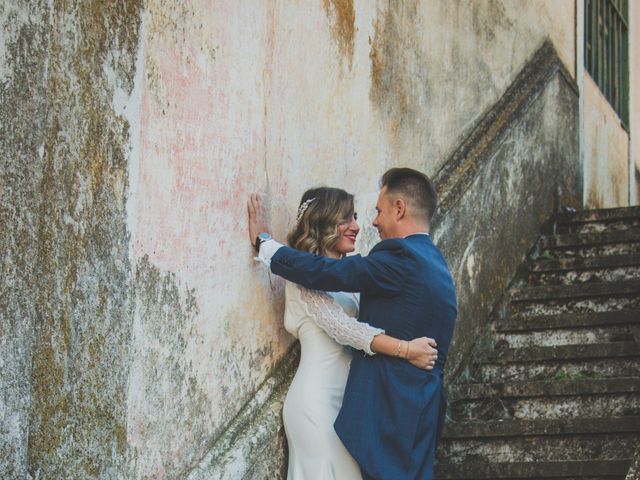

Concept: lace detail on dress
[[298, 286, 384, 356]]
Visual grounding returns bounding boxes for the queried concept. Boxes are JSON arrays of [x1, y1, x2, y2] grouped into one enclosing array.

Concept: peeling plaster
[[466, 253, 476, 280]]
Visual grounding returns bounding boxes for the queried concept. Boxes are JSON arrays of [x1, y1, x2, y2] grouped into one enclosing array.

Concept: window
[[585, 0, 629, 126]]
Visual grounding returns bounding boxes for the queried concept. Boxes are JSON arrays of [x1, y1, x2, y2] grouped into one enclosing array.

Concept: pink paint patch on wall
[[126, 5, 296, 478], [134, 2, 270, 290]]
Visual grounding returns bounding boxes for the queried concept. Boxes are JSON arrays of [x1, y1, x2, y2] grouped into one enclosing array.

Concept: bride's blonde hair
[[287, 187, 355, 257]]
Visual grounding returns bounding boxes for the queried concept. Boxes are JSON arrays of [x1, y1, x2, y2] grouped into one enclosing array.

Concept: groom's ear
[[394, 198, 407, 220]]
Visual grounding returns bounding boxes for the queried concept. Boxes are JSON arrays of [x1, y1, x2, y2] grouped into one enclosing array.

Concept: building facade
[[1, 1, 637, 477]]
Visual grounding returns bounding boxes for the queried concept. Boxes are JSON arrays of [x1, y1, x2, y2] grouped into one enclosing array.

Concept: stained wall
[[581, 0, 639, 208], [126, 2, 579, 475], [1, 1, 586, 478], [1, 1, 141, 478], [583, 74, 630, 208]]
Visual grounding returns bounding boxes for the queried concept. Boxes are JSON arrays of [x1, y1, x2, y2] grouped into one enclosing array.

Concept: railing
[[585, 0, 629, 127]]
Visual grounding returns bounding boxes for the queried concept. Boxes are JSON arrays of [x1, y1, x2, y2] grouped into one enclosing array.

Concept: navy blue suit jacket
[[270, 234, 457, 479]]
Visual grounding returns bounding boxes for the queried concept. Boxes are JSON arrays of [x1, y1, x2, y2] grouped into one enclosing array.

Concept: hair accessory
[[296, 197, 317, 223]]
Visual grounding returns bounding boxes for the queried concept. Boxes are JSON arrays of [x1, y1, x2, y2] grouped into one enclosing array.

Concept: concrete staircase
[[436, 207, 640, 479]]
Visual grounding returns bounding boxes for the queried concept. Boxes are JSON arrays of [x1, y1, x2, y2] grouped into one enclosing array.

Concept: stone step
[[513, 298, 640, 318], [556, 218, 640, 237], [548, 242, 640, 259], [535, 230, 640, 262], [497, 324, 635, 348], [509, 281, 640, 317], [496, 310, 640, 333], [527, 254, 640, 286], [511, 280, 640, 302], [449, 378, 640, 421], [472, 342, 640, 383], [496, 309, 639, 348], [492, 341, 639, 363], [509, 280, 640, 317], [472, 356, 640, 383], [529, 267, 640, 287], [442, 415, 640, 440], [438, 417, 639, 464], [530, 254, 640, 273], [451, 377, 640, 401], [557, 217, 640, 236], [439, 433, 638, 465], [542, 242, 640, 259], [436, 459, 631, 479], [541, 229, 640, 249], [556, 206, 640, 223]]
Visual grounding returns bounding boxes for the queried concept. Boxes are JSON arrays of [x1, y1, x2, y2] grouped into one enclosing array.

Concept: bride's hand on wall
[[247, 193, 270, 248], [406, 337, 438, 371]]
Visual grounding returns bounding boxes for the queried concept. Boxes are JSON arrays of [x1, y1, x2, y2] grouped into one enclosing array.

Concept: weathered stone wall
[[124, 2, 579, 476], [1, 1, 586, 478], [1, 0, 142, 477], [1, 2, 48, 477]]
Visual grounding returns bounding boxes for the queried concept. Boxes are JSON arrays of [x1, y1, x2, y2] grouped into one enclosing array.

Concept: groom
[[249, 168, 457, 479]]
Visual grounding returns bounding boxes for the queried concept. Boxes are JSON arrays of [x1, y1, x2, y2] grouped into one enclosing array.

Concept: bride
[[249, 187, 438, 479]]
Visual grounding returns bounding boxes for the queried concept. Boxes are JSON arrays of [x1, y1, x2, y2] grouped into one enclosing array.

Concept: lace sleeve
[[298, 286, 384, 355]]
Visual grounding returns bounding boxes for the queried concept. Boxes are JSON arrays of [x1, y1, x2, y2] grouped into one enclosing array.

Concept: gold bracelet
[[394, 340, 403, 357]]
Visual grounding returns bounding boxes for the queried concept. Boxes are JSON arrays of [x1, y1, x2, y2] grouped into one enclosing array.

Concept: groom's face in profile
[[373, 187, 397, 240]]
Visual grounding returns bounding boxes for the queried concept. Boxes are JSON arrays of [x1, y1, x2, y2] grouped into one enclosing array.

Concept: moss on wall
[[1, 1, 55, 477], [28, 0, 142, 473], [1, 0, 142, 476], [128, 256, 212, 477]]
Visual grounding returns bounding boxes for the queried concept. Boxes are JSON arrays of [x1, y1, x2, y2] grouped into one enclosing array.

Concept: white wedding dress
[[282, 281, 384, 480]]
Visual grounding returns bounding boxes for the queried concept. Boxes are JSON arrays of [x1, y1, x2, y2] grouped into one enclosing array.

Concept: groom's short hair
[[380, 168, 437, 222]]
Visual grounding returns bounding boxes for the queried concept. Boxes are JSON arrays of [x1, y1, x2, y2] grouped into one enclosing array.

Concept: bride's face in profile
[[330, 213, 360, 257]]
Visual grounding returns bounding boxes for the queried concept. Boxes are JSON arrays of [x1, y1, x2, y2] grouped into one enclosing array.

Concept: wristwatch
[[255, 232, 272, 252]]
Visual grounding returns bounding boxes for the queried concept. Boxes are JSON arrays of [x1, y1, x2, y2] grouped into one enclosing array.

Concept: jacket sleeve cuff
[[255, 239, 284, 267]]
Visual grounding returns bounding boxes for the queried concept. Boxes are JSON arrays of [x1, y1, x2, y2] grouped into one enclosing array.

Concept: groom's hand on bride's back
[[407, 337, 438, 371]]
